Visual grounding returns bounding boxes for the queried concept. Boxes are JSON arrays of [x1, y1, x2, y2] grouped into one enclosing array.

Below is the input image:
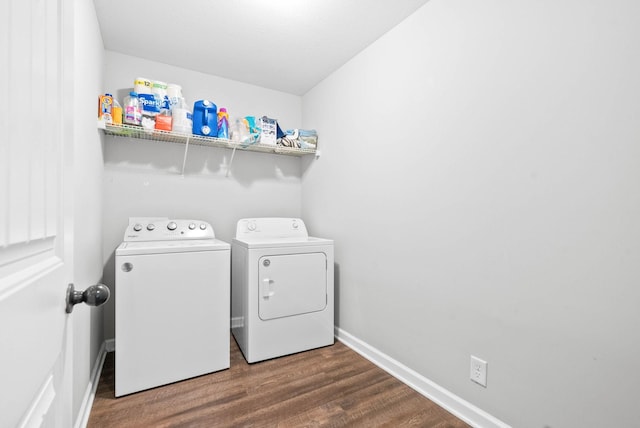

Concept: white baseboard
[[74, 341, 109, 428], [231, 317, 243, 329], [334, 327, 510, 428]]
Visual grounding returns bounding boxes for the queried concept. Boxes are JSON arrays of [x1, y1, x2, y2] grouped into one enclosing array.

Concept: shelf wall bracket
[[180, 136, 190, 176], [226, 146, 238, 178]]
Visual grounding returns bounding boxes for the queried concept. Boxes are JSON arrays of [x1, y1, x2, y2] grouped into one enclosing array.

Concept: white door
[[0, 0, 75, 426], [258, 253, 327, 320]]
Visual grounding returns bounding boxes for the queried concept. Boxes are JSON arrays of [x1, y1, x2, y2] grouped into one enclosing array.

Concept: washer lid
[[232, 236, 332, 249], [116, 239, 230, 256]]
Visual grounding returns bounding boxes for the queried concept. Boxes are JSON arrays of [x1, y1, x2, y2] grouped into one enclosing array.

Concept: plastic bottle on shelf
[[217, 107, 229, 139], [192, 100, 217, 136], [112, 98, 122, 125], [230, 117, 251, 144], [123, 91, 142, 126], [166, 83, 182, 111], [171, 97, 193, 134], [98, 93, 113, 124]]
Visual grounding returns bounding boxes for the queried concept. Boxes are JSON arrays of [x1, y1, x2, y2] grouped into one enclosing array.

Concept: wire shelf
[[98, 122, 317, 157]]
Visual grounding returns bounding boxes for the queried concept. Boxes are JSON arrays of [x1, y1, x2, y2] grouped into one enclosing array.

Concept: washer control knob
[[189, 223, 196, 230], [199, 223, 207, 230], [292, 221, 299, 229], [133, 224, 143, 232], [247, 222, 256, 231], [167, 221, 177, 231], [147, 224, 155, 231]]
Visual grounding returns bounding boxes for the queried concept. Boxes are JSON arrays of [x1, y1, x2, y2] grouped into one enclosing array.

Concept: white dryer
[[231, 218, 334, 363], [115, 218, 230, 397]]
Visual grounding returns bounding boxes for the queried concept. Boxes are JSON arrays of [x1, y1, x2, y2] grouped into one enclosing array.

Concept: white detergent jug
[[172, 97, 192, 134]]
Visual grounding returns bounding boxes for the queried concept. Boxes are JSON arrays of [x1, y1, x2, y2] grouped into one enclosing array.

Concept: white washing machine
[[115, 218, 230, 397], [231, 218, 334, 363]]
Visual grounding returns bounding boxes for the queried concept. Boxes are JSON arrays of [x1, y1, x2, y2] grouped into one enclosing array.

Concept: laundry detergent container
[[192, 100, 217, 137]]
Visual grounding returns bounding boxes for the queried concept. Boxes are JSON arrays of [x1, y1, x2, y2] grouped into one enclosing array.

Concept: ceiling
[[94, 0, 429, 95]]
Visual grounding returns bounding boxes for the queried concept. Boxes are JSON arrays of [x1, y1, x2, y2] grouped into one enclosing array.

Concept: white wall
[[71, 0, 105, 424], [302, 1, 640, 427], [101, 51, 305, 339]]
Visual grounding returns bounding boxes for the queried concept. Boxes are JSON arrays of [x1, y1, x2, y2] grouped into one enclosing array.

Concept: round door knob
[[65, 283, 111, 314], [167, 221, 177, 230]]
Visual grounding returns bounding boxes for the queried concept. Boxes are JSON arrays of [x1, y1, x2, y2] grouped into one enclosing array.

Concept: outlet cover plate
[[470, 355, 487, 387]]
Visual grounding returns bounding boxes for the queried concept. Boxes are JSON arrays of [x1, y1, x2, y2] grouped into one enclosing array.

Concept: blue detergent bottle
[[192, 100, 217, 137]]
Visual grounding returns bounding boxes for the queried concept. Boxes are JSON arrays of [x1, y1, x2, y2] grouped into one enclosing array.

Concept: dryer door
[[258, 253, 327, 320]]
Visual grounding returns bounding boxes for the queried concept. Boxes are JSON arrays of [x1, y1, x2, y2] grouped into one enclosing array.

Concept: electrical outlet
[[470, 355, 487, 387]]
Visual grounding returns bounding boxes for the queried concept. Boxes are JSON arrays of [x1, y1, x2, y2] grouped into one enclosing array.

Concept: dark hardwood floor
[[88, 337, 469, 427]]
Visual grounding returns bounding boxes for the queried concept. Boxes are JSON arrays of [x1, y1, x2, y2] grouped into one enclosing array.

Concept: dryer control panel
[[123, 217, 215, 241], [235, 218, 308, 239]]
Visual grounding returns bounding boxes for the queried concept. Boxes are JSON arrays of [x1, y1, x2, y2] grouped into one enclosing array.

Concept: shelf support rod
[[181, 136, 190, 176], [226, 146, 237, 178]]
